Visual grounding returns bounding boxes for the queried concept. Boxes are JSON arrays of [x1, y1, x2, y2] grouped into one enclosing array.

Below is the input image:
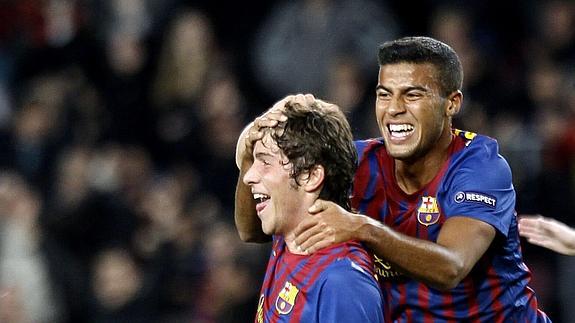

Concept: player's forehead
[[254, 132, 282, 157], [378, 63, 440, 88]]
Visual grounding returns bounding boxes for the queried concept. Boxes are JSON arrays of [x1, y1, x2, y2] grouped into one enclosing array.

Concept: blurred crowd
[[0, 0, 573, 322]]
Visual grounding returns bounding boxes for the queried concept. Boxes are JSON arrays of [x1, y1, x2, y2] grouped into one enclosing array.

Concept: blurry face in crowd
[[92, 248, 142, 310], [375, 63, 453, 161]]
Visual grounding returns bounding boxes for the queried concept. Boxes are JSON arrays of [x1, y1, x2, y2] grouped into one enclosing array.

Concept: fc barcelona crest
[[417, 196, 440, 226], [276, 281, 299, 315]]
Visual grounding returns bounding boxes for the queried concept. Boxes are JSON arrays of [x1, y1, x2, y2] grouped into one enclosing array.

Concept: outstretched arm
[[519, 214, 575, 256], [292, 200, 495, 290]]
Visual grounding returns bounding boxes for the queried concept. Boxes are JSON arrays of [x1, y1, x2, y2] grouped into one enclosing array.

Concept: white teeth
[[253, 193, 270, 202], [388, 124, 414, 132]]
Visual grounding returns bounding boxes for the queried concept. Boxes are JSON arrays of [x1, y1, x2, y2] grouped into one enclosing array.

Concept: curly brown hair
[[268, 100, 357, 210]]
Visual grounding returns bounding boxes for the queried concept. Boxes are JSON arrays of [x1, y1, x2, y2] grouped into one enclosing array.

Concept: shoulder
[[438, 131, 517, 234], [449, 130, 512, 185], [453, 130, 502, 156], [354, 138, 385, 158], [452, 130, 503, 160], [318, 254, 376, 290], [316, 257, 384, 322]]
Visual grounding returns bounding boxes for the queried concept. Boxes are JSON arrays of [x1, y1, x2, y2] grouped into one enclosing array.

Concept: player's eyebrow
[[376, 84, 428, 93], [375, 84, 387, 92], [255, 151, 274, 159]]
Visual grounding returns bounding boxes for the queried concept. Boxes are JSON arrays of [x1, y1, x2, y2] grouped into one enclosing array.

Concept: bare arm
[[519, 214, 575, 256], [292, 200, 495, 290], [235, 178, 268, 242], [234, 119, 273, 242]]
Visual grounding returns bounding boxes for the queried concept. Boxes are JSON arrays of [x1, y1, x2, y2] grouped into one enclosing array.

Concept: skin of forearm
[[234, 163, 270, 243], [359, 218, 467, 290], [563, 230, 575, 255]]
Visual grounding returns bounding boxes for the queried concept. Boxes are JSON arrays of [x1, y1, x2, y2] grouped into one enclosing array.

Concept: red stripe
[[289, 243, 353, 322], [419, 284, 433, 323], [486, 265, 505, 322]]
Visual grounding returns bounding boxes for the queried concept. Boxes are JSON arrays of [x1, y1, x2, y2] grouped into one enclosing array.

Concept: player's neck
[[282, 196, 316, 255], [395, 130, 452, 194], [285, 236, 308, 255]]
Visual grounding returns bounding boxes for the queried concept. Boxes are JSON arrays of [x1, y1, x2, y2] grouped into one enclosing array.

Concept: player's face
[[243, 134, 305, 236], [375, 63, 450, 161]]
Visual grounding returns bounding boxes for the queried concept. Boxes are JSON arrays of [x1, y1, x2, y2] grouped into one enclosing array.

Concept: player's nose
[[243, 164, 259, 186]]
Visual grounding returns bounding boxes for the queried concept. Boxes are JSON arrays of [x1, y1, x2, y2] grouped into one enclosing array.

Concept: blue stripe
[[264, 241, 313, 321], [358, 148, 381, 215]]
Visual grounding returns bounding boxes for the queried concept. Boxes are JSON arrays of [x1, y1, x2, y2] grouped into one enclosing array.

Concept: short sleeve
[[438, 136, 515, 237]]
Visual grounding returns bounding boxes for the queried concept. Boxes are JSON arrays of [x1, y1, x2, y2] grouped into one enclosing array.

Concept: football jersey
[[352, 129, 551, 322], [255, 235, 384, 323]]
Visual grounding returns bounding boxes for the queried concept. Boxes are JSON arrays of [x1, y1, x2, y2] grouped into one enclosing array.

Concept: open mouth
[[253, 193, 271, 214], [253, 193, 270, 204], [388, 123, 414, 139]]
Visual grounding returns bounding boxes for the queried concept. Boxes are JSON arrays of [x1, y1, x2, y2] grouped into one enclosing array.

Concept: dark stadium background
[[0, 0, 572, 322]]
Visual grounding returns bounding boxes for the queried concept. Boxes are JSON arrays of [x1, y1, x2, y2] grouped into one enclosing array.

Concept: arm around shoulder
[[360, 215, 495, 290]]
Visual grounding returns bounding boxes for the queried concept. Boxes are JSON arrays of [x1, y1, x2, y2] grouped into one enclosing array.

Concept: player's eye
[[405, 90, 425, 101], [376, 91, 391, 100]]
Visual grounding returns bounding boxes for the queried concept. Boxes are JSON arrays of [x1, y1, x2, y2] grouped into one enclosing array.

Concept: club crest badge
[[276, 281, 299, 315], [417, 196, 440, 226]]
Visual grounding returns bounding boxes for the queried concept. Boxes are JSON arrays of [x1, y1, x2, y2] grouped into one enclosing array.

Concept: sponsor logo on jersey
[[417, 196, 440, 226], [276, 281, 299, 315], [454, 191, 496, 208], [374, 254, 402, 280], [256, 294, 264, 323]]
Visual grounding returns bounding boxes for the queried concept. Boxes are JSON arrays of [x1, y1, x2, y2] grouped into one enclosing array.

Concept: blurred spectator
[[0, 71, 73, 193], [89, 246, 160, 323], [251, 0, 398, 99], [98, 31, 153, 145], [525, 0, 575, 65], [0, 171, 64, 323], [44, 0, 81, 47], [152, 8, 220, 110], [324, 56, 379, 138], [429, 4, 503, 119], [194, 221, 266, 323], [195, 71, 249, 206], [149, 8, 224, 167]]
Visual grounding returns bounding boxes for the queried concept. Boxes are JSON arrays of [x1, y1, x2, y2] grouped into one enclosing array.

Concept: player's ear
[[445, 90, 462, 117], [303, 165, 324, 193]]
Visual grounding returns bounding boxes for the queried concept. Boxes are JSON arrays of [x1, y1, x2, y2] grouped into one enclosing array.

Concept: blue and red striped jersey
[[255, 235, 384, 323], [352, 129, 551, 322]]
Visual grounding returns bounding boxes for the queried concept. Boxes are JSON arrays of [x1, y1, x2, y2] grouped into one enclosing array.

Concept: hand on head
[[236, 94, 316, 169]]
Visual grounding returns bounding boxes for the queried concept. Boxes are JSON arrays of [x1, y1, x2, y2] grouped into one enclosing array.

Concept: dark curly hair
[[268, 100, 357, 211], [378, 36, 463, 97]]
